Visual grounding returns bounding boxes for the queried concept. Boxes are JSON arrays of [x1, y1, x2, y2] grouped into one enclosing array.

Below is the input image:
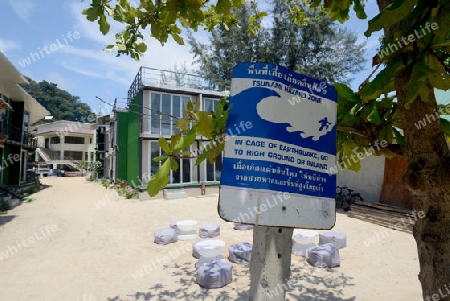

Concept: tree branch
[[337, 125, 368, 138]]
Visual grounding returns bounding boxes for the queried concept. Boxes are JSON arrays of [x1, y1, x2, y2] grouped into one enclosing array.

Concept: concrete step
[[7, 198, 21, 209], [163, 188, 187, 200]]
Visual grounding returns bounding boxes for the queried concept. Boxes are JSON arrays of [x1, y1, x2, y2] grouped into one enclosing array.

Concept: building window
[[64, 151, 83, 160], [206, 152, 222, 182], [149, 93, 191, 136], [50, 136, 60, 144], [64, 136, 85, 144], [149, 141, 191, 184], [203, 97, 219, 113], [85, 152, 88, 161]]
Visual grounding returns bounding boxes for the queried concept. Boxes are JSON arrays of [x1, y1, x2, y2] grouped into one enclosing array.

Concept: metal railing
[[127, 67, 217, 105], [0, 121, 36, 148]]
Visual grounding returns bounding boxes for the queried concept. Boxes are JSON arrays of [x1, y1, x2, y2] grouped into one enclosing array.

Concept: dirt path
[[0, 177, 421, 300]]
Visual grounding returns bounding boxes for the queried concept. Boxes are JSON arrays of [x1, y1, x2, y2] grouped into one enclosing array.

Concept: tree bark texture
[[377, 0, 450, 298]]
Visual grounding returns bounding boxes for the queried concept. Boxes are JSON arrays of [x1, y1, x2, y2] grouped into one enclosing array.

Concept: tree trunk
[[249, 225, 293, 300], [377, 0, 450, 298]]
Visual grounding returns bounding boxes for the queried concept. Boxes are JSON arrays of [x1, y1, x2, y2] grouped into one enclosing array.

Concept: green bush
[[101, 178, 110, 188], [124, 189, 138, 199]]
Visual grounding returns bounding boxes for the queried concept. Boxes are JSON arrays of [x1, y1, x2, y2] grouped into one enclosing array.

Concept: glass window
[[161, 94, 171, 135], [206, 150, 222, 182], [171, 158, 181, 184], [50, 136, 60, 144], [182, 156, 191, 183], [64, 151, 83, 160], [150, 142, 161, 178], [203, 98, 219, 113], [151, 93, 161, 134], [64, 136, 84, 144], [207, 159, 215, 181], [182, 97, 190, 115], [172, 96, 181, 134]]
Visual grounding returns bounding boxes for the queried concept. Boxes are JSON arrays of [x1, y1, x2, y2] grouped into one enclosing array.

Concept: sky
[[0, 0, 382, 116]]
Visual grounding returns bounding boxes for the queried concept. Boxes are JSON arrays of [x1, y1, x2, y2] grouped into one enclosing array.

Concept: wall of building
[[336, 154, 385, 203], [116, 94, 140, 185]]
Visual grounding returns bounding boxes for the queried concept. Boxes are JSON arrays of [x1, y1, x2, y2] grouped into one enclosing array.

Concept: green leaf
[[195, 151, 208, 165], [440, 118, 450, 142], [170, 158, 179, 170], [194, 112, 214, 137], [353, 0, 367, 19], [379, 125, 393, 144], [176, 118, 190, 132], [83, 7, 100, 22], [135, 42, 147, 53], [431, 4, 450, 38], [342, 139, 361, 172], [365, 0, 418, 37], [171, 32, 185, 45], [216, 0, 232, 14], [158, 137, 170, 154], [187, 101, 194, 111], [147, 158, 170, 197], [103, 44, 116, 51], [360, 58, 404, 101], [153, 155, 168, 162], [392, 127, 405, 145], [367, 101, 382, 124], [173, 127, 197, 151], [428, 55, 450, 90], [98, 14, 110, 35]]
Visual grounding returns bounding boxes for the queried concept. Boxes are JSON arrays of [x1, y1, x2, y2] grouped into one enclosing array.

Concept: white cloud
[[7, 0, 36, 21], [68, 1, 196, 74], [0, 38, 19, 53], [43, 71, 73, 92]]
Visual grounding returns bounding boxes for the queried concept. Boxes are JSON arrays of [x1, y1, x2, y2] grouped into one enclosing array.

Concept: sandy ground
[[0, 177, 422, 301]]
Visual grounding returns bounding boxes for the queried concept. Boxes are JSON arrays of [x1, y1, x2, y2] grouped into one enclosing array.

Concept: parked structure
[[98, 67, 228, 189], [0, 52, 50, 187], [35, 120, 96, 171]]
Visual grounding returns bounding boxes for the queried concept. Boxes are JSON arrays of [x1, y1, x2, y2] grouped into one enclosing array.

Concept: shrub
[[124, 189, 139, 199]]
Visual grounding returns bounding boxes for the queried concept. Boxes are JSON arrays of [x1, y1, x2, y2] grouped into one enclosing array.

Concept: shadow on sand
[[0, 214, 15, 226], [106, 256, 355, 301]]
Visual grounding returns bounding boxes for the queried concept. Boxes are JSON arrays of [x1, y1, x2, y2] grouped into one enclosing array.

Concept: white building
[[34, 120, 96, 170]]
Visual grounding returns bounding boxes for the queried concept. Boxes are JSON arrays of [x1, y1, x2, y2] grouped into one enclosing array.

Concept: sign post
[[218, 62, 338, 300]]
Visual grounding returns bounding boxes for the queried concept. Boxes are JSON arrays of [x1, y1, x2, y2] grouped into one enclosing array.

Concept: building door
[[45, 138, 49, 148], [379, 156, 413, 209]]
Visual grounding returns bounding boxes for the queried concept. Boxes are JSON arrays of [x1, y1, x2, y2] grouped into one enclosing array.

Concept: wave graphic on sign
[[255, 89, 335, 141]]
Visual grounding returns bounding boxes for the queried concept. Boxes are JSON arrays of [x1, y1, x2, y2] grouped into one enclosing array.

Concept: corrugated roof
[[37, 126, 94, 135]]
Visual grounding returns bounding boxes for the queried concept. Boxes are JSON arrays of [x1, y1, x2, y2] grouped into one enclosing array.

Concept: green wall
[[117, 93, 140, 186]]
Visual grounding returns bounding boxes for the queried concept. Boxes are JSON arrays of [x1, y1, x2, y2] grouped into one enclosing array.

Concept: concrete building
[[0, 52, 50, 188], [35, 120, 96, 171], [99, 67, 227, 193]]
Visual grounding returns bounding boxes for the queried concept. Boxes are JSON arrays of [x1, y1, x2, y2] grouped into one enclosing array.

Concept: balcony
[[0, 121, 36, 149]]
